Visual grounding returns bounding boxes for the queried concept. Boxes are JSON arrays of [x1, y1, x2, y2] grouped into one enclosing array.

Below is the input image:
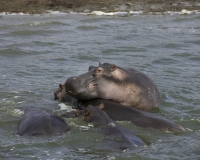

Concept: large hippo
[[18, 106, 70, 136], [84, 104, 146, 150], [65, 63, 160, 110], [54, 84, 185, 132]]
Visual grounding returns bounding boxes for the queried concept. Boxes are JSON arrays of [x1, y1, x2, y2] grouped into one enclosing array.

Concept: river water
[[0, 12, 200, 159]]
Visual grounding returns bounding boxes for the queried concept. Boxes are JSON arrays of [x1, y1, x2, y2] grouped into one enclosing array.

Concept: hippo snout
[[65, 76, 79, 92], [67, 77, 77, 83], [54, 92, 58, 100], [64, 72, 94, 99]]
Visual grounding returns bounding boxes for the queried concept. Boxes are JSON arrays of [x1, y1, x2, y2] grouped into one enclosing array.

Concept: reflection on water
[[0, 13, 200, 159]]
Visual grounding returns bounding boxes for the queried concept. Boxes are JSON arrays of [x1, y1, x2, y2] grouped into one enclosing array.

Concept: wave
[[17, 21, 68, 27]]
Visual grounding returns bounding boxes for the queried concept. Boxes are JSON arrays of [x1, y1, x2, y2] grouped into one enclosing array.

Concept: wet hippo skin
[[54, 83, 76, 103], [18, 106, 70, 136], [65, 63, 160, 110], [79, 99, 185, 132], [54, 84, 185, 132], [84, 104, 146, 150]]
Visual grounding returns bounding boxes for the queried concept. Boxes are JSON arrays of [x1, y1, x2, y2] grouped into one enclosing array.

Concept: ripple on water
[[10, 30, 59, 36], [0, 48, 29, 56], [0, 13, 200, 159], [172, 52, 200, 63], [16, 21, 69, 27], [76, 25, 102, 31], [152, 57, 180, 65]]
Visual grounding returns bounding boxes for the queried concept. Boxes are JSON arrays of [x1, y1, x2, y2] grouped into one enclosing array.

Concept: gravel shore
[[0, 0, 200, 14]]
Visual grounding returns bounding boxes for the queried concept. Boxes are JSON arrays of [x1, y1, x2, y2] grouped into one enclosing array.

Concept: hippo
[[83, 104, 146, 150], [18, 106, 70, 136], [65, 62, 160, 110], [54, 84, 185, 132], [54, 84, 75, 103], [79, 99, 185, 132]]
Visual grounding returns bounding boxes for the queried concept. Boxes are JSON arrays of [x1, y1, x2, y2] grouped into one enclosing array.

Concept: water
[[0, 12, 200, 159]]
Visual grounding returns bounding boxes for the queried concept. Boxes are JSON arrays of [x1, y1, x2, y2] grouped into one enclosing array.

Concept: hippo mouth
[[67, 88, 96, 100], [67, 90, 80, 96], [66, 90, 87, 99]]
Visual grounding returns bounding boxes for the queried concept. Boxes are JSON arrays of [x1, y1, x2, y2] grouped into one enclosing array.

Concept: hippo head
[[54, 84, 64, 100], [54, 83, 76, 103], [83, 103, 114, 127], [64, 63, 128, 100], [65, 62, 160, 110]]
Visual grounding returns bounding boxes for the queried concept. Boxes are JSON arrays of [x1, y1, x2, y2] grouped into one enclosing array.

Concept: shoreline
[[0, 0, 200, 15], [0, 9, 199, 17]]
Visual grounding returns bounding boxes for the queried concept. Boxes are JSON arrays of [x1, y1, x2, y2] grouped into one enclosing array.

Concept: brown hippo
[[54, 84, 185, 132], [18, 106, 70, 136], [65, 63, 160, 110], [54, 84, 75, 103], [84, 104, 146, 150]]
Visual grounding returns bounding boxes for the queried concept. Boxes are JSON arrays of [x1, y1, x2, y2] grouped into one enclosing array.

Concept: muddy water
[[0, 13, 200, 159]]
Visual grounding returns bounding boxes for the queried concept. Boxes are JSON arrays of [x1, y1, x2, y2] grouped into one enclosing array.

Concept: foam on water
[[13, 109, 24, 116], [0, 12, 30, 16], [79, 125, 93, 131], [0, 9, 199, 16], [165, 9, 200, 15], [90, 11, 144, 16], [0, 11, 199, 159], [58, 103, 76, 112]]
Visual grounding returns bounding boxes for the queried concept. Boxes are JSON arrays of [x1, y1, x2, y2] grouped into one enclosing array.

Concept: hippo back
[[18, 106, 70, 136]]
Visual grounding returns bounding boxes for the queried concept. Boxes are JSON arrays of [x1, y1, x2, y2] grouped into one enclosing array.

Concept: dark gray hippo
[[65, 63, 160, 110], [79, 99, 185, 132], [18, 106, 70, 136], [54, 84, 185, 132], [83, 104, 146, 150]]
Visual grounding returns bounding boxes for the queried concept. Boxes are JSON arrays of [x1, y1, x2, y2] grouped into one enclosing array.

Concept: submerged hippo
[[80, 99, 185, 132], [65, 63, 160, 110], [18, 106, 70, 136], [84, 104, 146, 150], [54, 84, 185, 132]]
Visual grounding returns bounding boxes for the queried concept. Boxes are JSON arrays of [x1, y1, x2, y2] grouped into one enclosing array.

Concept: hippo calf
[[18, 106, 70, 136], [54, 84, 75, 103], [65, 63, 160, 110], [83, 104, 146, 150]]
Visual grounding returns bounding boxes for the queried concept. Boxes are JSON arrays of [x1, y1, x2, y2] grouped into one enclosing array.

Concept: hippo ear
[[99, 62, 101, 66], [99, 102, 104, 110], [110, 65, 116, 72], [59, 84, 63, 89]]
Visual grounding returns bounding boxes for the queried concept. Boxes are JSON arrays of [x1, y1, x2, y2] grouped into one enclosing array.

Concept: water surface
[[0, 13, 200, 159]]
